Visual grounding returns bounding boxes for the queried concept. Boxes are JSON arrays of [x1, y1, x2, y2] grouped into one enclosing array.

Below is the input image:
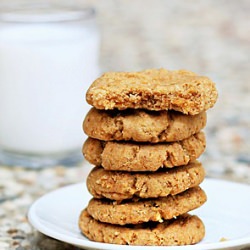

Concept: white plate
[[28, 178, 250, 250]]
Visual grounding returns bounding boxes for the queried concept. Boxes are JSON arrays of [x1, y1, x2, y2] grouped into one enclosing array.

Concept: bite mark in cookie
[[86, 69, 218, 115]]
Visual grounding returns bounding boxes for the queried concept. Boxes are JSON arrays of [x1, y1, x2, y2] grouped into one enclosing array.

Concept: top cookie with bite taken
[[86, 68, 218, 115]]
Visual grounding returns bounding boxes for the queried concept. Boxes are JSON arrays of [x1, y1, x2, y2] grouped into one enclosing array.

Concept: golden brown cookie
[[87, 161, 205, 201], [87, 186, 206, 225], [83, 132, 206, 171], [79, 210, 205, 246], [83, 108, 206, 143], [86, 69, 218, 115]]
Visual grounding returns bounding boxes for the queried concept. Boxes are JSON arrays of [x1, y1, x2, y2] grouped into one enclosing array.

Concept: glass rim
[[0, 6, 96, 23]]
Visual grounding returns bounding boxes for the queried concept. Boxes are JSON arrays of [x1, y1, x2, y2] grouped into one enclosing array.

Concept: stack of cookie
[[79, 69, 218, 246]]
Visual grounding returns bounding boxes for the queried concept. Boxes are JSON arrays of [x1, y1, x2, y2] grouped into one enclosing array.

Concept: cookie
[[87, 161, 205, 201], [83, 132, 206, 171], [86, 69, 218, 115], [87, 186, 206, 225], [79, 210, 205, 246], [83, 108, 206, 143]]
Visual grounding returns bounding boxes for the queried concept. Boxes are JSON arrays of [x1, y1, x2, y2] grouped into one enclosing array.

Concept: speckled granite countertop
[[0, 0, 250, 249]]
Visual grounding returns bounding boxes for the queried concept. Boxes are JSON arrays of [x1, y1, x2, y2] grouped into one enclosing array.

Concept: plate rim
[[28, 178, 250, 250]]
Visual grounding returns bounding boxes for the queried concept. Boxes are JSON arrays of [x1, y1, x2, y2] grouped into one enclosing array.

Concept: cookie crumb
[[219, 237, 228, 242]]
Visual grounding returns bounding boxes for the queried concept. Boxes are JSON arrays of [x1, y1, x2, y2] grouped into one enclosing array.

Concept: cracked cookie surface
[[83, 108, 206, 143], [87, 186, 206, 225], [83, 132, 206, 171], [86, 68, 218, 115], [86, 161, 205, 201], [79, 210, 205, 246]]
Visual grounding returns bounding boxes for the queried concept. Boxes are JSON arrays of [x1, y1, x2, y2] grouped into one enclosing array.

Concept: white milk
[[0, 8, 100, 165]]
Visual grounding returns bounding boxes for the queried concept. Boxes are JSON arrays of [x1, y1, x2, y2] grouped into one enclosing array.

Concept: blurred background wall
[[1, 0, 249, 175]]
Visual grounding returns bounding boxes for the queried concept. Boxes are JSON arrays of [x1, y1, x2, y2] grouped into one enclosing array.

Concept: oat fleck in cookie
[[87, 161, 205, 201], [83, 108, 207, 143], [87, 186, 207, 225], [83, 132, 206, 171], [86, 69, 218, 115], [79, 210, 205, 246]]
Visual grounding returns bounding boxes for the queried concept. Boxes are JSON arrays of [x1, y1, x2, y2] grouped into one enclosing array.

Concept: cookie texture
[[87, 186, 207, 225], [83, 108, 207, 143], [83, 132, 206, 171], [86, 69, 218, 115], [79, 210, 205, 246], [87, 161, 205, 201]]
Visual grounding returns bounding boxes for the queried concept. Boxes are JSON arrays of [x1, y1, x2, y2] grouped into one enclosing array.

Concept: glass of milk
[[0, 4, 100, 167]]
